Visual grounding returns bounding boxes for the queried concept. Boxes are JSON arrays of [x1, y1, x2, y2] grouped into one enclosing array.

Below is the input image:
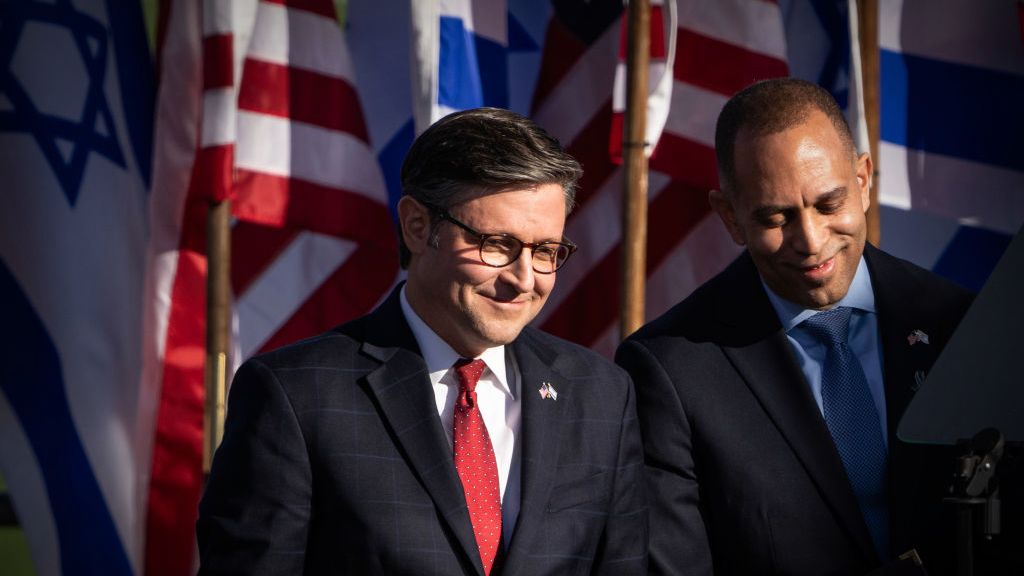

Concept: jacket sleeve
[[196, 359, 312, 575], [591, 369, 650, 575], [616, 339, 713, 576]]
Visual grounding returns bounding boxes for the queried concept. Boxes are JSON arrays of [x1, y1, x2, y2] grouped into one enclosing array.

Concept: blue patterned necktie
[[802, 306, 890, 559]]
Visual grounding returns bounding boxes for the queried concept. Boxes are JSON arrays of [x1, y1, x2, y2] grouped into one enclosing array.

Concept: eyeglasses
[[423, 202, 577, 274]]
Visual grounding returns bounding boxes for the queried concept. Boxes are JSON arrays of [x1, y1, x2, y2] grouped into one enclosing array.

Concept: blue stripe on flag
[[475, 34, 508, 108], [0, 260, 133, 576], [379, 118, 415, 221], [932, 225, 1013, 292], [106, 0, 154, 186], [507, 13, 539, 52], [808, 1, 850, 109], [438, 16, 484, 110], [881, 49, 1024, 172]]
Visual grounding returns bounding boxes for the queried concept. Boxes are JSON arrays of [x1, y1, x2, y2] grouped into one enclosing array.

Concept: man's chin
[[469, 318, 531, 348], [799, 285, 846, 310]]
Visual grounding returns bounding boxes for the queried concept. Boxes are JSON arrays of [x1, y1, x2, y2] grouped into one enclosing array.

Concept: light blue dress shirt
[[762, 257, 889, 447]]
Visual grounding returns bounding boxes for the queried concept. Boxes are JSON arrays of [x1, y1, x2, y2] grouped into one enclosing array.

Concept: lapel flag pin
[[907, 329, 930, 346], [538, 382, 558, 401]]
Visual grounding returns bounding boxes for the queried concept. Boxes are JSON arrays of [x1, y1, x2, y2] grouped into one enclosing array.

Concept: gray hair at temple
[[714, 77, 858, 196], [398, 107, 582, 269]]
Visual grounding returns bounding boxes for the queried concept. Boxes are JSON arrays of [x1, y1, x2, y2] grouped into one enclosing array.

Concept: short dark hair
[[714, 78, 856, 195], [398, 107, 582, 268]]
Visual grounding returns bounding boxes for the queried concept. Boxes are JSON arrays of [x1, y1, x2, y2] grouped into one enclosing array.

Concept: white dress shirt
[[400, 287, 522, 545]]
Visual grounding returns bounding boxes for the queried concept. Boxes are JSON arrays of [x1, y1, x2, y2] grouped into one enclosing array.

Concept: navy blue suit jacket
[[617, 245, 972, 575], [198, 287, 647, 575]]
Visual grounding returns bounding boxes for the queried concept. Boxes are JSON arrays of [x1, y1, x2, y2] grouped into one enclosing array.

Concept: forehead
[[455, 184, 567, 236], [731, 112, 853, 205]]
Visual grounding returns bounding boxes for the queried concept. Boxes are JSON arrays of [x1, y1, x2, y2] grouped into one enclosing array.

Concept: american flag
[[142, 0, 789, 573], [538, 382, 559, 401], [4, 1, 1019, 574], [530, 0, 789, 356], [143, 1, 396, 575], [610, 0, 673, 163]]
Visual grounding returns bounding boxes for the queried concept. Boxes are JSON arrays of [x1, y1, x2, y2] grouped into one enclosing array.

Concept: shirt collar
[[399, 285, 512, 395], [762, 255, 877, 333]]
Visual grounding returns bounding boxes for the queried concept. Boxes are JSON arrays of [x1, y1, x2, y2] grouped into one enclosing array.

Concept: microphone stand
[[944, 428, 1003, 576]]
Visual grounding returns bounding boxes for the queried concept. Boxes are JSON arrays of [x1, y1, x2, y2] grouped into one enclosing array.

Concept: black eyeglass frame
[[420, 201, 577, 274]]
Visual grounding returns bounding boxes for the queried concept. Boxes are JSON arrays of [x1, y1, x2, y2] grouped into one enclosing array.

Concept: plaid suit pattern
[[198, 288, 648, 575]]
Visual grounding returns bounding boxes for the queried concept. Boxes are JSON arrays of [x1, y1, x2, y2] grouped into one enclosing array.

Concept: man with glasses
[[198, 107, 648, 575]]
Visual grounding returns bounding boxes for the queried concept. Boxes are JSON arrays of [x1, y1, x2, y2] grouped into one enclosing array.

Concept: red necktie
[[453, 358, 502, 575]]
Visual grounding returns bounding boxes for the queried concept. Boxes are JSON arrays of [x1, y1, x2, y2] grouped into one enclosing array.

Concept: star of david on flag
[[0, 0, 153, 574]]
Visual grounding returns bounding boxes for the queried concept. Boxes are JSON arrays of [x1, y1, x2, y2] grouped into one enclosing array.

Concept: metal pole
[[621, 0, 651, 340], [857, 0, 881, 246], [204, 199, 231, 474]]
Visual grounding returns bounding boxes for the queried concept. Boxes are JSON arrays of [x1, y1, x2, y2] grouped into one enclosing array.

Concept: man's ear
[[855, 152, 873, 213], [708, 188, 746, 246], [397, 196, 432, 256]]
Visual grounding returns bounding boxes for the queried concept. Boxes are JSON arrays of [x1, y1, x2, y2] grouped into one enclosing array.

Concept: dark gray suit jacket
[[616, 245, 972, 575], [198, 287, 647, 575]]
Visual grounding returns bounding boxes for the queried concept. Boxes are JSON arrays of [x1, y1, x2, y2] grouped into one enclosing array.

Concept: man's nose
[[502, 249, 537, 292], [789, 211, 827, 255]]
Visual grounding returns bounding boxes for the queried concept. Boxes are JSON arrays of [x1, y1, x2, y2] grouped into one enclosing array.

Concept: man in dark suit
[[617, 79, 972, 575], [197, 107, 647, 575]]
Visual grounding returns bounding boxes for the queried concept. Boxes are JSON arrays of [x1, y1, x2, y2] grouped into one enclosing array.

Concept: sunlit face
[[400, 184, 567, 357], [710, 110, 872, 310]]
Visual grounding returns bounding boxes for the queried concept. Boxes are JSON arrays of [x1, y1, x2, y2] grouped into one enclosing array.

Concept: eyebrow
[[750, 186, 848, 220], [443, 212, 569, 245]]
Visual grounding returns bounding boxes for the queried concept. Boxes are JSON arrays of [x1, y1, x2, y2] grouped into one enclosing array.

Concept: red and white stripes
[[533, 0, 789, 356], [609, 0, 674, 162], [143, 2, 396, 574], [229, 0, 397, 357]]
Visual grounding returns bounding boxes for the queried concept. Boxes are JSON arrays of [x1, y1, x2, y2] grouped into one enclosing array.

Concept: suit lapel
[[863, 245, 947, 552], [500, 332, 571, 576], [358, 289, 484, 576], [717, 255, 879, 563], [864, 245, 931, 439]]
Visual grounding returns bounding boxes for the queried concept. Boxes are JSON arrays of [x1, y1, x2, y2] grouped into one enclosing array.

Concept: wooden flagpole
[[857, 0, 881, 246], [204, 199, 231, 474], [621, 0, 651, 340]]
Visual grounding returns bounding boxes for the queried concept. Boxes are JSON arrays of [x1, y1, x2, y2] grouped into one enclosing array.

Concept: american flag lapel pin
[[907, 329, 930, 346], [538, 382, 558, 401]]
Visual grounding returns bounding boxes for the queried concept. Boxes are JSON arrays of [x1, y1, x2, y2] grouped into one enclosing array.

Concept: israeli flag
[[780, 0, 869, 149], [409, 0, 509, 134], [782, 0, 1024, 292], [877, 0, 1024, 291], [0, 1, 153, 574], [350, 0, 543, 218]]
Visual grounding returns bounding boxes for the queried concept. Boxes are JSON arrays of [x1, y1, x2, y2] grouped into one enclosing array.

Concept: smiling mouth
[[799, 256, 835, 280], [486, 294, 532, 306]]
